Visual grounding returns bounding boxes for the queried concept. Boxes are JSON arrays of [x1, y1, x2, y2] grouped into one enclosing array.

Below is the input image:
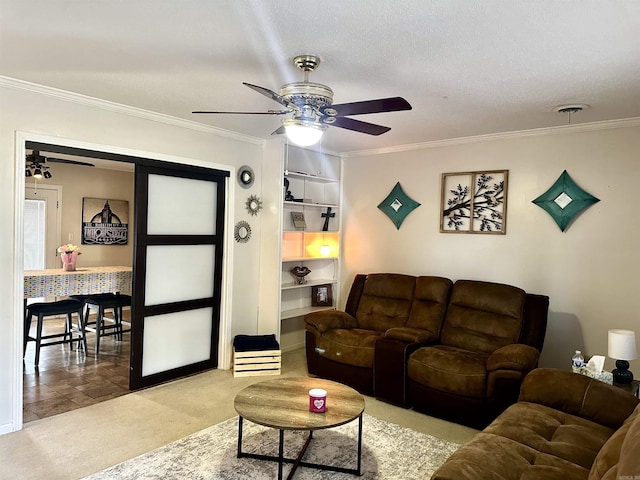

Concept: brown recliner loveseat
[[407, 279, 549, 427], [304, 273, 549, 427], [305, 273, 453, 395]]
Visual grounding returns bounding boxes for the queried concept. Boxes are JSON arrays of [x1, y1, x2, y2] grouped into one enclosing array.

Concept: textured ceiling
[[2, 1, 639, 154]]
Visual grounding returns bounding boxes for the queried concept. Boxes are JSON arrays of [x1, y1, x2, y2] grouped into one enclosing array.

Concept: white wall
[[342, 123, 640, 375], [0, 80, 272, 433]]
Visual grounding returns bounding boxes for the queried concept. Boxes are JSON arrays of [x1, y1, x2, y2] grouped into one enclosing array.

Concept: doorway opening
[[19, 139, 231, 424], [23, 149, 135, 421]]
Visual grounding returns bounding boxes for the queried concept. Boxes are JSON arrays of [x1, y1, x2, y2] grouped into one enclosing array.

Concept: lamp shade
[[608, 329, 637, 361], [283, 119, 325, 147]]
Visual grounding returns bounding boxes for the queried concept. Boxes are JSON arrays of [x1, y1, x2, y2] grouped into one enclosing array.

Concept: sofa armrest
[[519, 368, 640, 429], [385, 327, 439, 344], [487, 344, 540, 372], [304, 310, 358, 334]]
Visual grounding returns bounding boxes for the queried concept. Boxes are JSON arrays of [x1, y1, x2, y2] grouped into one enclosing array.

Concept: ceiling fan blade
[[45, 157, 95, 167], [325, 117, 391, 136], [192, 110, 290, 115], [271, 125, 286, 136], [243, 82, 293, 108], [321, 97, 412, 117]]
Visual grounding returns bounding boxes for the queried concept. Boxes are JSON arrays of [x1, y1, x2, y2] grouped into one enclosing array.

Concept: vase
[[290, 265, 311, 285], [61, 251, 78, 271]]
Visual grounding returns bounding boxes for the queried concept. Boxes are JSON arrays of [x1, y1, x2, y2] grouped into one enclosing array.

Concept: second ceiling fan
[[25, 150, 95, 179], [193, 54, 412, 146]]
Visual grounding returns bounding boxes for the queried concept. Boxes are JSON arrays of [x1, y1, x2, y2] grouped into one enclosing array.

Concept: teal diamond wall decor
[[377, 182, 421, 229], [532, 170, 600, 232]]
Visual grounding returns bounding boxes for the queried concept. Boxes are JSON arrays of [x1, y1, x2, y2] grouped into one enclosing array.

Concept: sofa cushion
[[355, 273, 416, 332], [440, 280, 526, 353], [615, 403, 640, 479], [588, 403, 640, 480], [316, 328, 384, 368], [432, 432, 591, 480], [519, 369, 640, 430], [486, 402, 615, 470], [405, 275, 452, 335], [407, 345, 489, 397]]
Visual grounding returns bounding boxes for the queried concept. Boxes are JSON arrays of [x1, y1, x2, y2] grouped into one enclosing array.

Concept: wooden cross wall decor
[[321, 207, 335, 231]]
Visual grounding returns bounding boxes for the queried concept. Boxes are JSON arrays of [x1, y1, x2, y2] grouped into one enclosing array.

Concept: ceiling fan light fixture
[[33, 167, 43, 179], [43, 169, 53, 179], [283, 119, 326, 147]]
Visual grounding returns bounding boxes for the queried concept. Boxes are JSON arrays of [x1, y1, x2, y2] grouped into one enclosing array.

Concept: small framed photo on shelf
[[312, 284, 333, 307], [291, 211, 307, 229]]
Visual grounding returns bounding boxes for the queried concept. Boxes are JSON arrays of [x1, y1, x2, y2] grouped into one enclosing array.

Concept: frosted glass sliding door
[[130, 162, 228, 389]]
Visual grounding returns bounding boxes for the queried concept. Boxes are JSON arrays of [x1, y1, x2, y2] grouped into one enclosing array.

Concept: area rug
[[83, 413, 459, 479]]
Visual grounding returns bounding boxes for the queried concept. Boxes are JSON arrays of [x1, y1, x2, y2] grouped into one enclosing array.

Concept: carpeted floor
[[0, 349, 476, 479], [83, 413, 459, 479]]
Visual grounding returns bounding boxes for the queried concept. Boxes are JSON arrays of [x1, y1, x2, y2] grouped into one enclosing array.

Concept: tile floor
[[23, 311, 131, 422]]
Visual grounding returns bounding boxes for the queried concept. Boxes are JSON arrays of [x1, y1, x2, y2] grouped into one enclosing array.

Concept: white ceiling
[[2, 1, 640, 154]]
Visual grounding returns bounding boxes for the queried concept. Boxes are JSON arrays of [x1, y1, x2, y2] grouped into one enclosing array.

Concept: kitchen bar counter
[[24, 266, 132, 299]]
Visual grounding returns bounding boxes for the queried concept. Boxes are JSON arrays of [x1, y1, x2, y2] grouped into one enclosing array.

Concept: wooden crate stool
[[233, 334, 281, 377]]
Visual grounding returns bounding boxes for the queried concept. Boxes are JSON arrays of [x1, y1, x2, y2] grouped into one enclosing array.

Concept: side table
[[613, 379, 640, 398]]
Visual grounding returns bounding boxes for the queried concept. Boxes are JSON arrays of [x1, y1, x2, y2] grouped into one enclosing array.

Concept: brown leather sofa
[[304, 273, 549, 426], [432, 368, 640, 480]]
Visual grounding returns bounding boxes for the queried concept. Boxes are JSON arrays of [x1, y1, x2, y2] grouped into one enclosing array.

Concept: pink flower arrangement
[[57, 243, 81, 255]]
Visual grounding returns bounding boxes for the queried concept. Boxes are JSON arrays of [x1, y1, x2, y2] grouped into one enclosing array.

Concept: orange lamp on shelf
[[304, 233, 339, 258]]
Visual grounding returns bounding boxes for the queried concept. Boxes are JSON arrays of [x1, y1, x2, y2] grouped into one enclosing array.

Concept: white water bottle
[[571, 350, 585, 373]]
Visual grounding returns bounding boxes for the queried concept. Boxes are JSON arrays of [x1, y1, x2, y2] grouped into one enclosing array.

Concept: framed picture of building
[[82, 197, 129, 245]]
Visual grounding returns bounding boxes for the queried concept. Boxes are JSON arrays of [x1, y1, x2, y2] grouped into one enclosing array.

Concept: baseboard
[[0, 422, 16, 435]]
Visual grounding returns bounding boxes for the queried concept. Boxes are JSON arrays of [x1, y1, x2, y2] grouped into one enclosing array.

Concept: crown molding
[[0, 75, 265, 146], [343, 116, 640, 158], [4, 76, 639, 158]]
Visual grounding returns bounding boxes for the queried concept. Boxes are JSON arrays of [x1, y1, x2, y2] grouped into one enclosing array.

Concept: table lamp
[[608, 329, 637, 384]]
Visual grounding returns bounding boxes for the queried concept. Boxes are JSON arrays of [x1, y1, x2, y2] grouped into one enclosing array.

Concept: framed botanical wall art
[[440, 170, 508, 234]]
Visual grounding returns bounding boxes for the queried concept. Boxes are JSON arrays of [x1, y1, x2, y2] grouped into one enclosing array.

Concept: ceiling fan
[[26, 150, 95, 179], [193, 54, 412, 146]]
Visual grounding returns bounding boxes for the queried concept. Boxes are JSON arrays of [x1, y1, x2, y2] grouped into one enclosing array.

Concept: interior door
[[24, 185, 61, 270], [129, 160, 228, 390]]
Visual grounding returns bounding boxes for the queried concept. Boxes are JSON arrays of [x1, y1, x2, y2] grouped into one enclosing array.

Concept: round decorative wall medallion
[[237, 166, 255, 189], [234, 221, 252, 243], [245, 195, 263, 216]]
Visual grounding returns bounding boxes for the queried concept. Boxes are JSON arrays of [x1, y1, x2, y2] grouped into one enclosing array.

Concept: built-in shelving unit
[[279, 145, 341, 351]]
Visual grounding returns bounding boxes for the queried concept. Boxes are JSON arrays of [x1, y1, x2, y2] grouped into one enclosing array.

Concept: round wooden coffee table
[[234, 377, 365, 479]]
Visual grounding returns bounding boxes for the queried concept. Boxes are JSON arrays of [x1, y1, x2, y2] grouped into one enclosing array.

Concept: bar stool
[[24, 299, 87, 366], [80, 293, 132, 354]]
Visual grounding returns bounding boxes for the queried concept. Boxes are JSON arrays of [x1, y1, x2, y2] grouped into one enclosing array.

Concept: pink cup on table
[[309, 388, 327, 413]]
